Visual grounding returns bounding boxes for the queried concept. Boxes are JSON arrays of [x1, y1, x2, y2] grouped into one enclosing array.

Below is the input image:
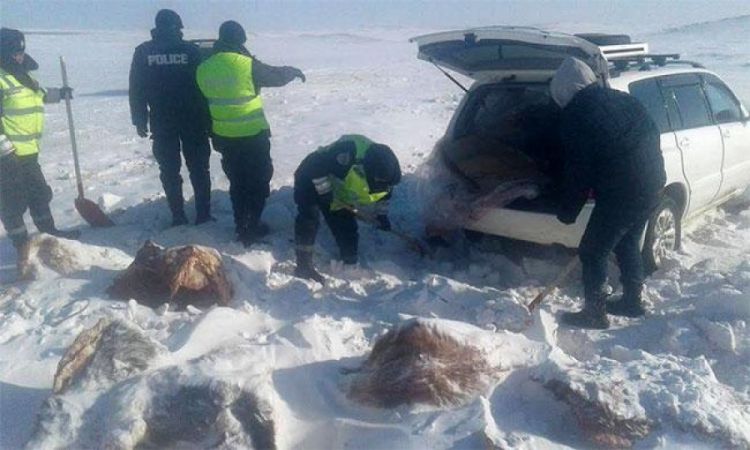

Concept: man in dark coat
[[196, 20, 305, 246], [551, 57, 666, 329], [129, 9, 212, 226], [1, 27, 79, 279], [293, 135, 402, 283]]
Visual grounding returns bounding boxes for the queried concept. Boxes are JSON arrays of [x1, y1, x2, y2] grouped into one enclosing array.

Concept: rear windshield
[[452, 83, 564, 179], [457, 84, 559, 146]]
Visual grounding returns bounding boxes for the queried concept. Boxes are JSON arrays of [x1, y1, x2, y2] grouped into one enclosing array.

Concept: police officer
[[551, 57, 666, 329], [129, 9, 212, 226], [196, 20, 305, 246], [0, 28, 79, 278], [293, 135, 402, 282]]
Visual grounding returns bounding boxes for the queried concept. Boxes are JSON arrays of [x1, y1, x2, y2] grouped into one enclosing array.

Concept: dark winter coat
[[295, 142, 360, 185], [557, 84, 666, 223], [128, 28, 210, 134]]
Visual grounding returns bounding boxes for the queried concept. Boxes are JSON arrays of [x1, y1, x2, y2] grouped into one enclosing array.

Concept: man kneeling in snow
[[551, 57, 666, 329], [293, 135, 401, 282]]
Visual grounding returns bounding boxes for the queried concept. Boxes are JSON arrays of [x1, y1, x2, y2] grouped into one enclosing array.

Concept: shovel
[[526, 257, 579, 313], [344, 205, 433, 257], [60, 56, 114, 227]]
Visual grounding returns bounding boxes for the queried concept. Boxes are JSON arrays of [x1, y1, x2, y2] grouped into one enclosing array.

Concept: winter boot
[[561, 290, 610, 329], [15, 239, 33, 280], [171, 211, 189, 227], [237, 222, 270, 248], [607, 284, 647, 318], [294, 246, 325, 283], [46, 228, 81, 240], [195, 214, 216, 225], [36, 217, 81, 240]]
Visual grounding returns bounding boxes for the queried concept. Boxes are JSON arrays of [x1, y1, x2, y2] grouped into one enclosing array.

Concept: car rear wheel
[[642, 196, 681, 273]]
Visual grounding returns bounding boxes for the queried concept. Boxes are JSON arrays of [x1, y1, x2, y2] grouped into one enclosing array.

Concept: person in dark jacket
[[551, 57, 666, 329], [0, 28, 79, 278], [129, 9, 212, 226], [293, 135, 402, 283], [197, 20, 305, 246]]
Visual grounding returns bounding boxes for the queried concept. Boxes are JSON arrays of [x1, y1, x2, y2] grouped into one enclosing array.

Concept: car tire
[[642, 196, 681, 273], [575, 33, 632, 46]]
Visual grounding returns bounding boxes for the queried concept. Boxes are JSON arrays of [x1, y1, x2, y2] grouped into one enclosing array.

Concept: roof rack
[[600, 42, 649, 60], [609, 53, 705, 74]]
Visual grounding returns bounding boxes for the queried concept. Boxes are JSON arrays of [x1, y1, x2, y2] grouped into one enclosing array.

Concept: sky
[[3, 0, 750, 34]]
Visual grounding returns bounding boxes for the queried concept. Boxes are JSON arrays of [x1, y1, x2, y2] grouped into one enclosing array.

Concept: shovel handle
[[344, 205, 431, 257], [60, 56, 84, 199], [527, 257, 579, 312]]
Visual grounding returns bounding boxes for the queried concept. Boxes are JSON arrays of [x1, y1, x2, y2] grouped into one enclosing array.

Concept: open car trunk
[[437, 82, 566, 217], [410, 26, 609, 82]]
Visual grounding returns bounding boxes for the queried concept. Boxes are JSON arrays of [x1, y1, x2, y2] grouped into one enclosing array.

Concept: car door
[[659, 73, 724, 214], [701, 73, 750, 196], [628, 78, 683, 198]]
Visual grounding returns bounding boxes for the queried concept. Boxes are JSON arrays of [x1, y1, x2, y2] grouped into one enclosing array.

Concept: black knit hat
[[0, 28, 25, 55], [364, 144, 402, 192], [155, 9, 183, 30], [219, 20, 247, 45]]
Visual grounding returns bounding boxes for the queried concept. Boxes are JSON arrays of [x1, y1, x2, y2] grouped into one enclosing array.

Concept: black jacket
[[128, 28, 209, 134], [294, 140, 399, 206], [558, 85, 666, 222], [295, 141, 360, 186]]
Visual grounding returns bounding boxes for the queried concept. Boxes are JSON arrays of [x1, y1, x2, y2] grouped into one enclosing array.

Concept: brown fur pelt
[[52, 318, 160, 394], [544, 379, 652, 448], [346, 320, 493, 408], [107, 240, 233, 309]]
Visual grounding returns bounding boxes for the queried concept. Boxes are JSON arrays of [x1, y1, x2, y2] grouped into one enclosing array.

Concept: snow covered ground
[[1, 10, 750, 450]]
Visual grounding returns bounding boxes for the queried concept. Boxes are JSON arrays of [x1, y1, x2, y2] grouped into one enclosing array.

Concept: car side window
[[629, 78, 670, 133], [662, 82, 713, 130], [702, 76, 742, 124]]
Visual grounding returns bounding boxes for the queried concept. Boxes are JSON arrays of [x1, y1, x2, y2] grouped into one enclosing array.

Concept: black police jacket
[[558, 85, 666, 223], [128, 28, 210, 134]]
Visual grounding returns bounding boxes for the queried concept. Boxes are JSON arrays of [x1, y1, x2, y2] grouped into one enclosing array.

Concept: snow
[[2, 9, 750, 450]]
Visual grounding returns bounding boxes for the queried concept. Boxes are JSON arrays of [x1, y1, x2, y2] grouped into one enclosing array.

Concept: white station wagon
[[412, 27, 750, 269]]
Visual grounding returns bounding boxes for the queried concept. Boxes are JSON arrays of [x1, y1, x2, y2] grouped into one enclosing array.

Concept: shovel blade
[[75, 197, 114, 227]]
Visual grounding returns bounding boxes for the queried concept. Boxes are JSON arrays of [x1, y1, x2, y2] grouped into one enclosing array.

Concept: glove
[[291, 67, 306, 83], [60, 86, 73, 100], [0, 134, 15, 157], [375, 214, 391, 231], [136, 124, 149, 138]]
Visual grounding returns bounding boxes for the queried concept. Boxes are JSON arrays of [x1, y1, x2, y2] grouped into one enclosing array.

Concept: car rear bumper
[[464, 204, 594, 248]]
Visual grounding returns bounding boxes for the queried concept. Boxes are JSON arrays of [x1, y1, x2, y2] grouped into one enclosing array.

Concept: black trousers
[[578, 204, 653, 300], [294, 177, 358, 263], [212, 132, 273, 235], [152, 128, 211, 219], [0, 154, 55, 247]]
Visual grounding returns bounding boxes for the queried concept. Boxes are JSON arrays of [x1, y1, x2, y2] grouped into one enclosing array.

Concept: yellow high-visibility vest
[[196, 52, 269, 138], [325, 135, 389, 211], [0, 69, 45, 156]]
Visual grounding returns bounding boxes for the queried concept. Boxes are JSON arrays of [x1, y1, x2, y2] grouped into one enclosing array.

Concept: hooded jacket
[[128, 27, 209, 134], [555, 60, 666, 222]]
